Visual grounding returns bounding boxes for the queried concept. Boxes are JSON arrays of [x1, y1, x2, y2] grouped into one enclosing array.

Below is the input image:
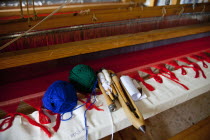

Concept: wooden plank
[[171, 0, 181, 5], [149, 0, 158, 7], [0, 2, 146, 18], [0, 3, 209, 34], [169, 116, 210, 140], [0, 23, 210, 70]]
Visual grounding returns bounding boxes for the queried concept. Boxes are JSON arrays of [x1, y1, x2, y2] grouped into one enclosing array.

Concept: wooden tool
[[111, 72, 146, 133], [102, 68, 118, 98], [97, 72, 115, 101], [98, 80, 116, 112]]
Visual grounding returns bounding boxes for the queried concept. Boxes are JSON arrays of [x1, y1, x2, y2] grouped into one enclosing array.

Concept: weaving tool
[[111, 71, 146, 133], [98, 80, 116, 112]]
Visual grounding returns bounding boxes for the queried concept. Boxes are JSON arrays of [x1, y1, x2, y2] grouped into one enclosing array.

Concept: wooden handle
[[118, 92, 145, 129], [108, 91, 115, 101], [111, 72, 145, 130], [111, 74, 129, 103], [98, 81, 116, 112], [111, 84, 118, 98], [121, 82, 145, 126]]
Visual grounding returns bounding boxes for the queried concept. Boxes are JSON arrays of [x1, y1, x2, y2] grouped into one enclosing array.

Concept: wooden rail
[[0, 3, 209, 34], [171, 0, 181, 5], [0, 23, 210, 70]]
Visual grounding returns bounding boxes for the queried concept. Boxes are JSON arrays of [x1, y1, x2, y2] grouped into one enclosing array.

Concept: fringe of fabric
[[127, 51, 210, 91]]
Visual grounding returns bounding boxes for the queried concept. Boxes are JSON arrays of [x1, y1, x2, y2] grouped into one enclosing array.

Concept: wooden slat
[[171, 0, 181, 5], [0, 23, 210, 70], [169, 116, 210, 140], [0, 3, 209, 34], [0, 1, 145, 18], [149, 0, 158, 7]]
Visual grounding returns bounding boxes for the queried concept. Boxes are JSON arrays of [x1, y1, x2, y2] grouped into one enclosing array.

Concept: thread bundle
[[69, 64, 97, 93], [42, 80, 78, 114]]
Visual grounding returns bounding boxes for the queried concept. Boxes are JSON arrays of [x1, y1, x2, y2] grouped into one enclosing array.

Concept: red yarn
[[153, 64, 179, 81], [189, 55, 208, 68], [38, 109, 51, 124], [24, 99, 61, 132], [161, 75, 189, 90], [127, 72, 155, 91], [47, 110, 61, 132], [78, 96, 104, 111], [140, 67, 189, 90], [141, 68, 163, 83], [0, 113, 52, 137], [167, 60, 193, 75], [179, 57, 206, 79], [197, 52, 210, 63], [24, 99, 51, 124]]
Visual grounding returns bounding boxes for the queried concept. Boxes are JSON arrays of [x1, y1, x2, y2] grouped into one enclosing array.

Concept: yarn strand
[[84, 81, 98, 140]]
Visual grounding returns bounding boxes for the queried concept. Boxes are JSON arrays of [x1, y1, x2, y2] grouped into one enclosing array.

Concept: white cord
[[0, 0, 73, 51], [109, 111, 114, 140]]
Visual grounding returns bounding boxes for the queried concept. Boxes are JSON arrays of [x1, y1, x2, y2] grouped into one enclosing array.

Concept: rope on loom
[[0, 0, 74, 51], [179, 6, 184, 16], [162, 7, 167, 18]]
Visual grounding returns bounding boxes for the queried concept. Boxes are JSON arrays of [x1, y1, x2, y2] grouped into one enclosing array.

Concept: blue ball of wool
[[42, 80, 78, 114]]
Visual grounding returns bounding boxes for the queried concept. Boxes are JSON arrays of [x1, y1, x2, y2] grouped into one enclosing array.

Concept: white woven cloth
[[0, 62, 210, 140]]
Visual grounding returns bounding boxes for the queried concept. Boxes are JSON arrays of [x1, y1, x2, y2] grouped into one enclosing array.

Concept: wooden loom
[[0, 0, 210, 139]]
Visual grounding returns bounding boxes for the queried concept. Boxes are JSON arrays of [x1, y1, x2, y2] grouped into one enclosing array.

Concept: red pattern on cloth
[[1, 36, 210, 103]]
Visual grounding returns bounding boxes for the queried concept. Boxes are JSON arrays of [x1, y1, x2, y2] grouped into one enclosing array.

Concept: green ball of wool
[[69, 64, 97, 93]]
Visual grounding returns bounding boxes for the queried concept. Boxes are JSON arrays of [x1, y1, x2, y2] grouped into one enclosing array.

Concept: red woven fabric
[[0, 36, 210, 103]]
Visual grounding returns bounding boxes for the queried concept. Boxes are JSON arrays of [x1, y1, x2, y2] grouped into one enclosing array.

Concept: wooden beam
[[0, 23, 210, 70], [149, 0, 158, 7], [171, 0, 181, 5], [0, 3, 209, 35]]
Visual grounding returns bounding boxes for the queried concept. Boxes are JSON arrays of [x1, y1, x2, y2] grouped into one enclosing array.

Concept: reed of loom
[[110, 71, 146, 133]]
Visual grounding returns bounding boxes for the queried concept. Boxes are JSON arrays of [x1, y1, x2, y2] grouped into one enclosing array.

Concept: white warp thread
[[120, 76, 142, 101], [109, 111, 114, 140]]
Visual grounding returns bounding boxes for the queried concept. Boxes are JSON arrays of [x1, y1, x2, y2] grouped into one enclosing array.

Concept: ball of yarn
[[42, 80, 78, 114], [69, 64, 97, 93]]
